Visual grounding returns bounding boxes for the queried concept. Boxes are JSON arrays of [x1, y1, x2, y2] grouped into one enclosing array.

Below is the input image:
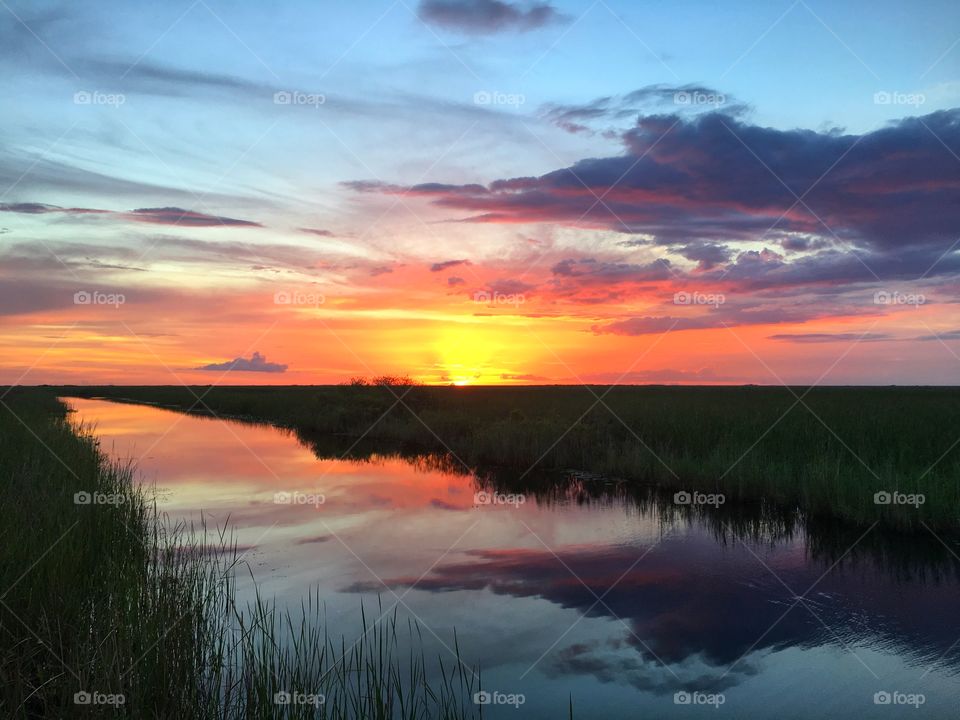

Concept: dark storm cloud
[[417, 0, 566, 34]]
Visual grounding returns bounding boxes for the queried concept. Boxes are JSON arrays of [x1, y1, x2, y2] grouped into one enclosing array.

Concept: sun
[[431, 325, 507, 385]]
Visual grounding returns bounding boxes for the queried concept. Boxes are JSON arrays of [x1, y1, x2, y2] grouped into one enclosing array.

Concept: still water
[[66, 397, 960, 719]]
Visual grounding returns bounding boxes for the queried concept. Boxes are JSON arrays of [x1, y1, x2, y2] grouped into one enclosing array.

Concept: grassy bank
[[58, 384, 960, 530], [0, 389, 480, 718]]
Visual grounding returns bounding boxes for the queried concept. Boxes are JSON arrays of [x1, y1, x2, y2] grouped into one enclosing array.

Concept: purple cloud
[[418, 0, 566, 34], [299, 227, 335, 237], [196, 351, 287, 373], [430, 259, 470, 272], [349, 110, 960, 292]]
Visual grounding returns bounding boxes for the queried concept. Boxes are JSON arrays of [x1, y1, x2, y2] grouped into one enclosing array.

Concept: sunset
[[2, 1, 960, 718], [3, 0, 959, 386]]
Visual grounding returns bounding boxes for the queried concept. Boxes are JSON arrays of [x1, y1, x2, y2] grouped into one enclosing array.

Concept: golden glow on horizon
[[2, 283, 951, 386], [431, 325, 505, 385]]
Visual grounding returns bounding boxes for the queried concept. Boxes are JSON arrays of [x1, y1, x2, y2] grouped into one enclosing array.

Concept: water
[[66, 397, 960, 719]]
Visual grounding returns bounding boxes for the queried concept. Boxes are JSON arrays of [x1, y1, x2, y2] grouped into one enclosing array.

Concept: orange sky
[[3, 239, 957, 386], [2, 1, 959, 386]]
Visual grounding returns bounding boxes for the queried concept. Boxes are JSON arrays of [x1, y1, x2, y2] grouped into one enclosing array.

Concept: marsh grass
[[0, 390, 481, 719], [61, 384, 960, 530], [233, 593, 480, 720]]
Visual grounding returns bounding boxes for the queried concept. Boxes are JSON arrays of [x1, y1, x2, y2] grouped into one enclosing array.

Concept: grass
[[57, 384, 960, 531], [3, 386, 955, 716], [0, 389, 482, 719]]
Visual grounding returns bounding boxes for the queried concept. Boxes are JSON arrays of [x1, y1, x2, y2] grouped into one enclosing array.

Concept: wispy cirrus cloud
[[541, 84, 750, 135], [592, 301, 879, 337], [129, 207, 261, 227], [769, 332, 893, 343], [0, 202, 261, 228], [0, 202, 109, 215]]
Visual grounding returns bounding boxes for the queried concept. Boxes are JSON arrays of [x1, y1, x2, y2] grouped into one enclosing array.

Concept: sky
[[1, 0, 959, 385]]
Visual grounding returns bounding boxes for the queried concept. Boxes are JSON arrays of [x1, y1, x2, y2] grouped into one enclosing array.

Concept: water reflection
[[66, 397, 960, 719]]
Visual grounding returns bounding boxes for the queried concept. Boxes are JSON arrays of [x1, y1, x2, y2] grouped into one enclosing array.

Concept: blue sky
[[2, 0, 959, 384], [5, 0, 957, 218]]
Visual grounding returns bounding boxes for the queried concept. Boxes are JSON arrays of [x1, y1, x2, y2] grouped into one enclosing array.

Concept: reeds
[[0, 390, 481, 719]]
